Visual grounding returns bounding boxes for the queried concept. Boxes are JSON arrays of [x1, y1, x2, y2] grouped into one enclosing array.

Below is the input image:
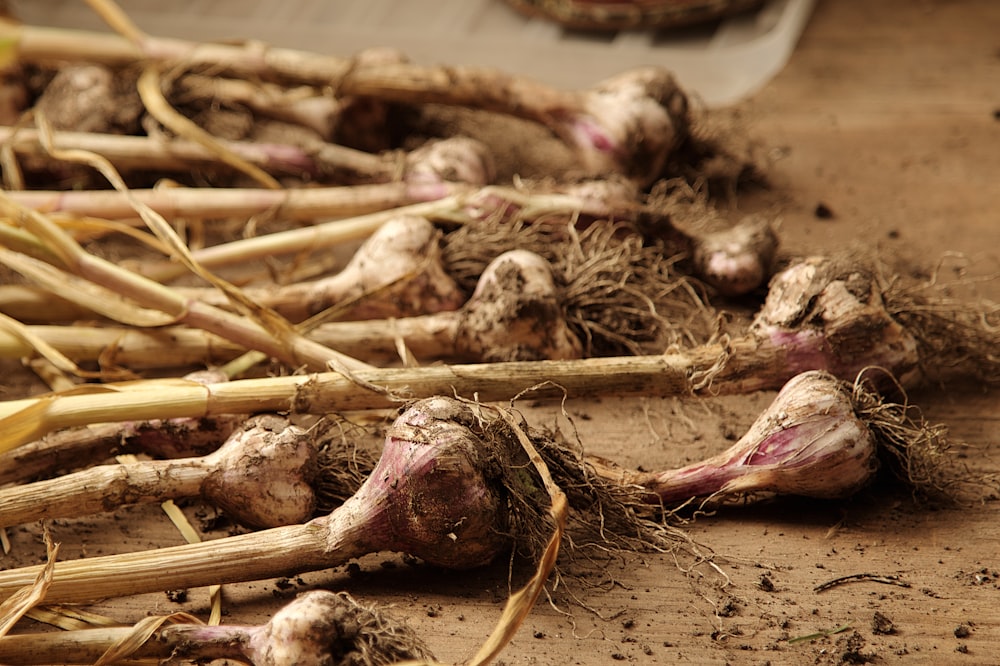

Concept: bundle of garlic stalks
[[0, 0, 787, 379], [0, 0, 770, 300], [0, 0, 759, 190], [0, 1, 770, 662], [0, 2, 997, 665]]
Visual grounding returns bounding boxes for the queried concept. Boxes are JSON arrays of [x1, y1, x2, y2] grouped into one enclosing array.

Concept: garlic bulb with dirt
[[402, 136, 496, 187], [0, 413, 318, 530], [0, 397, 523, 603], [225, 590, 434, 666], [566, 66, 690, 186], [750, 256, 920, 383], [201, 414, 319, 528], [267, 248, 583, 363], [272, 213, 464, 321], [692, 214, 779, 296], [624, 371, 880, 502], [0, 590, 434, 666], [177, 214, 465, 322], [455, 249, 583, 361]]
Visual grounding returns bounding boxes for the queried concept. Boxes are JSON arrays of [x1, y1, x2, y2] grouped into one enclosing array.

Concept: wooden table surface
[[2, 1, 999, 664]]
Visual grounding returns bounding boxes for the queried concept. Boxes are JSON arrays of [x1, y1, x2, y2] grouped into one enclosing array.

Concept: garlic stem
[[174, 214, 464, 322], [0, 125, 490, 186], [3, 249, 582, 367], [0, 369, 240, 485]]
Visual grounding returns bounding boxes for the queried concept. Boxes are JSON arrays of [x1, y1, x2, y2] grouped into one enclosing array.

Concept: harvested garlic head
[[366, 396, 513, 569], [246, 590, 433, 666], [571, 66, 689, 187], [458, 249, 584, 361], [719, 370, 879, 499], [202, 414, 318, 529], [752, 256, 920, 381], [404, 136, 496, 186], [693, 215, 778, 296], [309, 214, 464, 320]]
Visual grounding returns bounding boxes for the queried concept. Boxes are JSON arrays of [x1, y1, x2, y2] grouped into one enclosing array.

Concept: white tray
[[11, 0, 814, 106]]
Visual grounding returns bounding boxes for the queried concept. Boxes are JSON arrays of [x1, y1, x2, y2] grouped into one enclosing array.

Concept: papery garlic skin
[[162, 590, 432, 665], [644, 371, 879, 502], [246, 591, 352, 666], [752, 257, 920, 382], [404, 136, 496, 187], [301, 214, 465, 321], [457, 250, 583, 362], [203, 414, 318, 529], [569, 67, 689, 187], [321, 396, 510, 570], [693, 215, 778, 296]]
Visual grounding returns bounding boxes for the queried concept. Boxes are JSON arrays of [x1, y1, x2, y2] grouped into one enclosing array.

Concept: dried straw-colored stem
[[0, 457, 209, 527], [0, 422, 132, 486], [140, 196, 467, 283], [0, 125, 373, 180], [135, 187, 611, 282], [136, 65, 282, 189], [0, 320, 422, 368], [5, 183, 466, 224], [0, 124, 490, 187], [0, 196, 371, 373], [177, 72, 343, 138], [0, 345, 774, 453], [0, 626, 143, 665], [0, 406, 239, 486], [0, 522, 339, 605], [0, 323, 242, 368], [8, 22, 358, 87]]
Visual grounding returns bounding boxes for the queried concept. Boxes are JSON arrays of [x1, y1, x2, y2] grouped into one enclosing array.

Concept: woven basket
[[504, 0, 765, 30]]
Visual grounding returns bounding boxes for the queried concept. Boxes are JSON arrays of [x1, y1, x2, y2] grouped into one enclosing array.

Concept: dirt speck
[[871, 611, 895, 635]]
